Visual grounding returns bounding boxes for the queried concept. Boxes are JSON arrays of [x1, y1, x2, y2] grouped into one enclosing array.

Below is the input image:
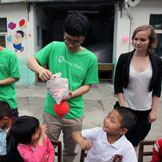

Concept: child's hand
[[80, 139, 92, 150], [39, 124, 47, 143]]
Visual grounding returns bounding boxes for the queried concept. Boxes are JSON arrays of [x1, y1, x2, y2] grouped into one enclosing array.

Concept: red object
[[19, 19, 25, 27], [54, 101, 69, 118]]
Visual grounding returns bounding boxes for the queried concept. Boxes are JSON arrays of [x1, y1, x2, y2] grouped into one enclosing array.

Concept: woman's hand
[[148, 111, 157, 123]]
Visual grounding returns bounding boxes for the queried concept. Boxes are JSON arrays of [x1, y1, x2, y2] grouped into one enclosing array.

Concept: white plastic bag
[[46, 72, 69, 104]]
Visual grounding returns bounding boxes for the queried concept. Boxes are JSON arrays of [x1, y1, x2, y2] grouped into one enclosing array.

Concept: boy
[[0, 101, 23, 162], [72, 106, 137, 162]]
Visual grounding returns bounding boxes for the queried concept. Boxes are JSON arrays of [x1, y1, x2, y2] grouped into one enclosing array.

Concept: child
[[0, 100, 23, 162], [72, 106, 137, 162], [150, 139, 162, 162], [12, 116, 55, 162]]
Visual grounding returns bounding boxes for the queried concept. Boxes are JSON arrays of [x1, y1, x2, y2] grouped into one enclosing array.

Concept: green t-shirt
[[0, 48, 20, 109], [35, 41, 99, 119]]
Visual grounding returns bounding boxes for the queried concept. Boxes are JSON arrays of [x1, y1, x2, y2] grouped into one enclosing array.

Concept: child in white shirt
[[72, 106, 137, 162]]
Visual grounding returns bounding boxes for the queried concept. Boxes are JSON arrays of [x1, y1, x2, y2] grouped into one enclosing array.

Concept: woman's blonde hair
[[132, 25, 157, 53]]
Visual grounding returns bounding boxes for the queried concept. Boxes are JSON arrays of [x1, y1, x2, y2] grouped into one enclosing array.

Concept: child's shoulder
[[117, 135, 134, 149], [157, 139, 162, 145]]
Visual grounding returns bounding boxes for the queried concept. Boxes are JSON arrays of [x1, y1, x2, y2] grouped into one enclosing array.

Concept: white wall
[[0, 3, 36, 84], [113, 0, 162, 61]]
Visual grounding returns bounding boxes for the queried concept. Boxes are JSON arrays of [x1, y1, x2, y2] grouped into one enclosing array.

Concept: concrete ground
[[16, 82, 162, 162]]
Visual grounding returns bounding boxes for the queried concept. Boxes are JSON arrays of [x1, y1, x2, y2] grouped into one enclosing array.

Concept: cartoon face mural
[[12, 30, 25, 52], [7, 19, 27, 53]]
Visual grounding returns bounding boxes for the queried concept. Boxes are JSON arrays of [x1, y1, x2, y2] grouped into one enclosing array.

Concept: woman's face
[[132, 30, 150, 52]]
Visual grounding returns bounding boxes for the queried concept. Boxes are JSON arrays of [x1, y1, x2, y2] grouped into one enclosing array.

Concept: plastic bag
[[46, 72, 69, 104]]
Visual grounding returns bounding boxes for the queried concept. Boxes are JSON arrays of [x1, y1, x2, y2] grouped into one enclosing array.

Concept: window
[[0, 36, 6, 47], [154, 34, 162, 57], [0, 18, 7, 32], [150, 14, 162, 57]]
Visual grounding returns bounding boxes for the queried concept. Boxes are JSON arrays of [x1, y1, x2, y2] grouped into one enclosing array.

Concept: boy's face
[[0, 117, 9, 129], [64, 32, 85, 53], [103, 110, 124, 135]]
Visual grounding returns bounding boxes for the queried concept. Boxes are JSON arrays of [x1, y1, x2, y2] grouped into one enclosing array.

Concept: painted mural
[[7, 19, 27, 52]]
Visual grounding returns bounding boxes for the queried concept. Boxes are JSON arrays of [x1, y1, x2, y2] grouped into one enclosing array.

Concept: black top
[[114, 50, 162, 97], [1, 118, 23, 162]]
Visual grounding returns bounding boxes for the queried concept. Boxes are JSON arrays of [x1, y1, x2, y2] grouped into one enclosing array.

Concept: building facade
[[0, 0, 162, 85]]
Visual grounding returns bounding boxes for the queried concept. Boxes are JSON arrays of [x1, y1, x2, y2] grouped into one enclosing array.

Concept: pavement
[[16, 82, 162, 162]]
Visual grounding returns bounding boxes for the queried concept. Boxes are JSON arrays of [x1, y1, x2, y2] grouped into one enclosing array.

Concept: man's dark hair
[[0, 101, 11, 119], [64, 13, 90, 36], [12, 116, 39, 144], [114, 106, 137, 131]]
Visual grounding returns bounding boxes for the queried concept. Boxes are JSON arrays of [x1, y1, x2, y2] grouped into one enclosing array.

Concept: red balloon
[[19, 19, 25, 27], [54, 101, 69, 118]]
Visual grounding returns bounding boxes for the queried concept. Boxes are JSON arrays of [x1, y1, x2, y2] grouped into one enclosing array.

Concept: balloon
[[54, 101, 69, 118], [7, 36, 12, 42], [8, 22, 13, 29], [10, 23, 16, 30], [122, 36, 129, 42], [8, 22, 16, 30], [19, 19, 25, 27]]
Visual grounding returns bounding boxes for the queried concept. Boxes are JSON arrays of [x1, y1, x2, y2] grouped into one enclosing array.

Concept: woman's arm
[[114, 54, 125, 94], [148, 96, 160, 123], [117, 93, 126, 107]]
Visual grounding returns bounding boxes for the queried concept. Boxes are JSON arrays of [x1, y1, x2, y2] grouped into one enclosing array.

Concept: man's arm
[[26, 56, 53, 81], [64, 84, 91, 100], [0, 78, 19, 85], [72, 131, 92, 150]]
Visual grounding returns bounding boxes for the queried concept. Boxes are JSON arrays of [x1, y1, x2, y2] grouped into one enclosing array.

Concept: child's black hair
[[0, 101, 11, 119], [64, 12, 90, 37], [114, 106, 137, 131], [12, 116, 39, 144]]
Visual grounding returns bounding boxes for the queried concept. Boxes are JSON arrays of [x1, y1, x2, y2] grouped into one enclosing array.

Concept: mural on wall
[[7, 19, 27, 52]]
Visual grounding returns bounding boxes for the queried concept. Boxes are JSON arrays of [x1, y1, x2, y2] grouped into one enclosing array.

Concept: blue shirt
[[0, 128, 9, 155]]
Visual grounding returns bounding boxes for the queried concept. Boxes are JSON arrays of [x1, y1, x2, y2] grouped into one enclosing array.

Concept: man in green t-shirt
[[27, 13, 99, 162], [0, 46, 20, 118]]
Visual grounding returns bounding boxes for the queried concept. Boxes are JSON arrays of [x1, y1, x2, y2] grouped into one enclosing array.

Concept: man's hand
[[64, 91, 73, 100], [38, 68, 53, 81]]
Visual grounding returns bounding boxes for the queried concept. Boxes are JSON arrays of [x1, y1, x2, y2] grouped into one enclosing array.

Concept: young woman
[[114, 25, 162, 150]]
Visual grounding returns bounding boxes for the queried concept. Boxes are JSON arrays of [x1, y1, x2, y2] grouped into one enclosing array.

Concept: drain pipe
[[124, 0, 133, 51]]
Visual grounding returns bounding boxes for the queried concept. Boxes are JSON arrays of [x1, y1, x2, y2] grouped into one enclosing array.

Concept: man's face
[[64, 32, 85, 52]]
